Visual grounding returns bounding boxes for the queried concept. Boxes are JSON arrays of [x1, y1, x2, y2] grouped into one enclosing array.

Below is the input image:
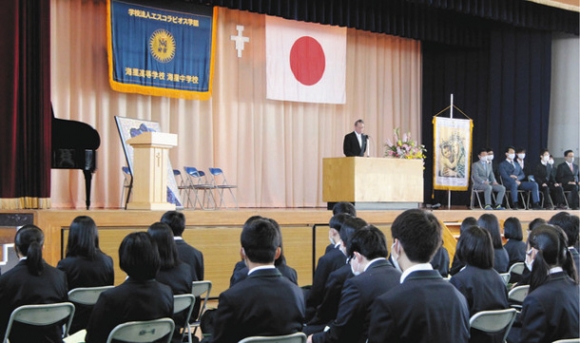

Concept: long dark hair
[[66, 216, 100, 259], [528, 225, 579, 292], [455, 226, 494, 269], [15, 225, 45, 276], [148, 222, 180, 270]]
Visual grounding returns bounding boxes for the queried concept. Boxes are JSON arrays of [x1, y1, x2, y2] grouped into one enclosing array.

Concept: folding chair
[[508, 262, 525, 277], [105, 318, 175, 343], [499, 273, 511, 286], [3, 302, 76, 343], [470, 188, 485, 210], [500, 177, 528, 209], [187, 280, 212, 337], [238, 332, 307, 343], [121, 166, 133, 209], [68, 286, 114, 305], [183, 167, 216, 210], [173, 294, 195, 343], [173, 169, 189, 200], [469, 308, 517, 343], [508, 285, 530, 310], [552, 339, 580, 343], [209, 167, 239, 209]]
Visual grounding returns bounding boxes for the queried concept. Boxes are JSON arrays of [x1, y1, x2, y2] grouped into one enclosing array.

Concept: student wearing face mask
[[534, 149, 568, 210], [472, 147, 506, 210], [498, 146, 541, 210], [507, 225, 579, 343], [556, 150, 579, 210], [515, 147, 532, 178]]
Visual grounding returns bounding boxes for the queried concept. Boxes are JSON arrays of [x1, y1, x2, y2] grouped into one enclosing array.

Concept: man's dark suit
[[229, 260, 298, 287], [212, 268, 305, 343], [0, 261, 69, 343], [499, 159, 540, 205], [311, 259, 401, 343], [556, 161, 579, 209], [85, 278, 174, 343], [368, 269, 470, 343], [175, 238, 204, 280], [343, 132, 367, 157], [57, 252, 115, 333], [450, 266, 509, 343], [306, 248, 347, 321], [518, 272, 580, 343], [534, 162, 566, 207]]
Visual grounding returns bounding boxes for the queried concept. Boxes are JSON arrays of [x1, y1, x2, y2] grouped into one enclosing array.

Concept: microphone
[[364, 134, 370, 140]]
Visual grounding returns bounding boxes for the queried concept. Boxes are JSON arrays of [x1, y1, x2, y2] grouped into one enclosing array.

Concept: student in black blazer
[[211, 218, 305, 343], [515, 225, 579, 343], [534, 149, 567, 209], [343, 119, 367, 157], [85, 232, 174, 343], [478, 214, 510, 273], [57, 216, 114, 333], [161, 211, 204, 280], [450, 226, 509, 343], [450, 216, 478, 275], [0, 225, 69, 343], [503, 217, 527, 266], [368, 209, 470, 343], [549, 212, 580, 279]]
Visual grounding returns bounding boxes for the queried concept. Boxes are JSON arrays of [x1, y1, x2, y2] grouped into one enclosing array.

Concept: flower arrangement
[[384, 128, 427, 159]]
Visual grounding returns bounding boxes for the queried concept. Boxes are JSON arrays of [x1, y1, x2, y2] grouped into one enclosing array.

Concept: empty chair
[[3, 302, 76, 343], [105, 318, 175, 343], [238, 332, 307, 343], [173, 169, 189, 200], [183, 167, 216, 210], [209, 167, 239, 209], [469, 308, 517, 343]]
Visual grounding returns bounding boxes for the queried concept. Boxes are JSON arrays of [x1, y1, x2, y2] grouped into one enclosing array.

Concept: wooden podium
[[126, 132, 178, 211], [322, 157, 423, 209]]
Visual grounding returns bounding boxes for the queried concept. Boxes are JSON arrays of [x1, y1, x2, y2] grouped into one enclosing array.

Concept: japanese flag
[[266, 16, 347, 104]]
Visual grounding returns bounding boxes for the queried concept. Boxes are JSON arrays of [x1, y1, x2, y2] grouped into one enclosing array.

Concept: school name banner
[[107, 0, 216, 100], [433, 117, 473, 191]]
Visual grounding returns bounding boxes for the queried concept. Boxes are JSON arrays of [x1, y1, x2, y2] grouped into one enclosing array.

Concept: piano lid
[[51, 109, 100, 150]]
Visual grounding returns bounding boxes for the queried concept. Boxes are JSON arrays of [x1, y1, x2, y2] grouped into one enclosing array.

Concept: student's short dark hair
[[516, 147, 526, 153], [460, 217, 478, 234], [340, 217, 368, 249], [549, 212, 579, 246], [456, 226, 494, 269], [148, 222, 180, 270], [347, 225, 388, 260], [332, 202, 356, 217], [486, 147, 494, 153], [391, 209, 442, 263], [477, 147, 487, 156], [241, 218, 280, 264], [505, 146, 516, 153], [540, 148, 549, 156], [529, 218, 547, 232], [160, 211, 186, 236], [564, 150, 573, 157], [66, 215, 100, 260], [119, 232, 160, 281], [329, 213, 351, 232], [478, 214, 503, 249], [503, 217, 523, 241]]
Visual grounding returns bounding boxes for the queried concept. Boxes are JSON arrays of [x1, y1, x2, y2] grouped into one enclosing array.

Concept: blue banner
[[108, 0, 216, 100]]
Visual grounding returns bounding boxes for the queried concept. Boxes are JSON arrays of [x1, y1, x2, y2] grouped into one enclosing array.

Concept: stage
[[0, 207, 571, 296]]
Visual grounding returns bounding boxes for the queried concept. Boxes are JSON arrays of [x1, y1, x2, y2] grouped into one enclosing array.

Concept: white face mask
[[349, 256, 361, 276], [329, 234, 335, 246], [350, 264, 361, 276], [390, 242, 402, 272], [542, 155, 550, 162], [480, 156, 487, 162], [567, 157, 575, 164], [518, 153, 526, 160], [549, 159, 554, 165], [487, 155, 494, 162], [507, 153, 515, 160], [525, 248, 534, 271]]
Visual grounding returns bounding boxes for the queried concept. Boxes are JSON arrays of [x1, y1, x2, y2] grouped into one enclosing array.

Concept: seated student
[[510, 225, 579, 343], [514, 218, 547, 288], [304, 217, 367, 333], [556, 149, 580, 210], [430, 245, 450, 277], [0, 225, 69, 343], [549, 212, 580, 279], [498, 146, 541, 210], [367, 209, 470, 343], [450, 216, 478, 275], [324, 202, 356, 254], [230, 216, 297, 286], [534, 149, 567, 209], [471, 147, 506, 210], [85, 232, 174, 343], [450, 226, 509, 343], [212, 218, 304, 343], [308, 225, 401, 343], [57, 216, 114, 334], [161, 211, 203, 280], [503, 217, 527, 266], [478, 214, 509, 273]]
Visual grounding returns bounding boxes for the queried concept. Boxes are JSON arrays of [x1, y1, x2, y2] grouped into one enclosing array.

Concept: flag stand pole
[[447, 94, 453, 210]]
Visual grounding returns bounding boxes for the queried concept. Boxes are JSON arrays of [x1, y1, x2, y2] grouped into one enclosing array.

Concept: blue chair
[[183, 167, 216, 210], [209, 167, 238, 209]]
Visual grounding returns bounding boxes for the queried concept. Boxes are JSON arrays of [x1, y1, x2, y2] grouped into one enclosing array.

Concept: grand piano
[[51, 110, 101, 210]]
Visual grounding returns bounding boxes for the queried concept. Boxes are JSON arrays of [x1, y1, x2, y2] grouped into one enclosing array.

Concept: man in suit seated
[[556, 149, 580, 210], [308, 225, 401, 343], [472, 147, 506, 210], [534, 149, 567, 209], [498, 146, 541, 210], [367, 209, 470, 343], [211, 217, 305, 343], [343, 119, 367, 157]]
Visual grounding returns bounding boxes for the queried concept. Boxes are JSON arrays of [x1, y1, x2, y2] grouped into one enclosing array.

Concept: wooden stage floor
[[0, 207, 574, 296]]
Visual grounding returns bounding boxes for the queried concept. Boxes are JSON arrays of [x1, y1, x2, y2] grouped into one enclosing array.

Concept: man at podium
[[343, 119, 368, 157]]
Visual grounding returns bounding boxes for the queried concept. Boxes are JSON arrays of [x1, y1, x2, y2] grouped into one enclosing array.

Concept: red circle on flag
[[289, 36, 326, 86]]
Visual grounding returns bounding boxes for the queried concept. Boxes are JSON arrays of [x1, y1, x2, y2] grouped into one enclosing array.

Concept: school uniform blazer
[[229, 260, 298, 287], [312, 259, 401, 343], [0, 260, 69, 343], [85, 278, 174, 343], [556, 162, 579, 185], [306, 248, 347, 319], [57, 252, 115, 333], [175, 239, 204, 280], [368, 270, 470, 343], [212, 268, 305, 343], [156, 262, 194, 334], [504, 240, 526, 266], [494, 248, 510, 273], [307, 264, 354, 326], [450, 266, 509, 343], [534, 163, 557, 186], [343, 132, 367, 157], [430, 246, 450, 277], [519, 272, 580, 343]]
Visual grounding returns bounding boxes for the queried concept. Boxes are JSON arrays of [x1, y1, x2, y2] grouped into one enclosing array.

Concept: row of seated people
[[472, 147, 579, 210], [1, 204, 579, 343]]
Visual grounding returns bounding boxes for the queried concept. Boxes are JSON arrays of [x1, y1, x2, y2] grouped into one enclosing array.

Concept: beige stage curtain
[[50, 1, 422, 208]]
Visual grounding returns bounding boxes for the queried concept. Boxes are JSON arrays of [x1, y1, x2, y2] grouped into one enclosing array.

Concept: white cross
[[230, 25, 250, 58]]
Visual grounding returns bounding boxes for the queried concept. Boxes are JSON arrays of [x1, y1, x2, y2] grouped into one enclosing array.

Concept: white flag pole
[[448, 94, 454, 209]]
